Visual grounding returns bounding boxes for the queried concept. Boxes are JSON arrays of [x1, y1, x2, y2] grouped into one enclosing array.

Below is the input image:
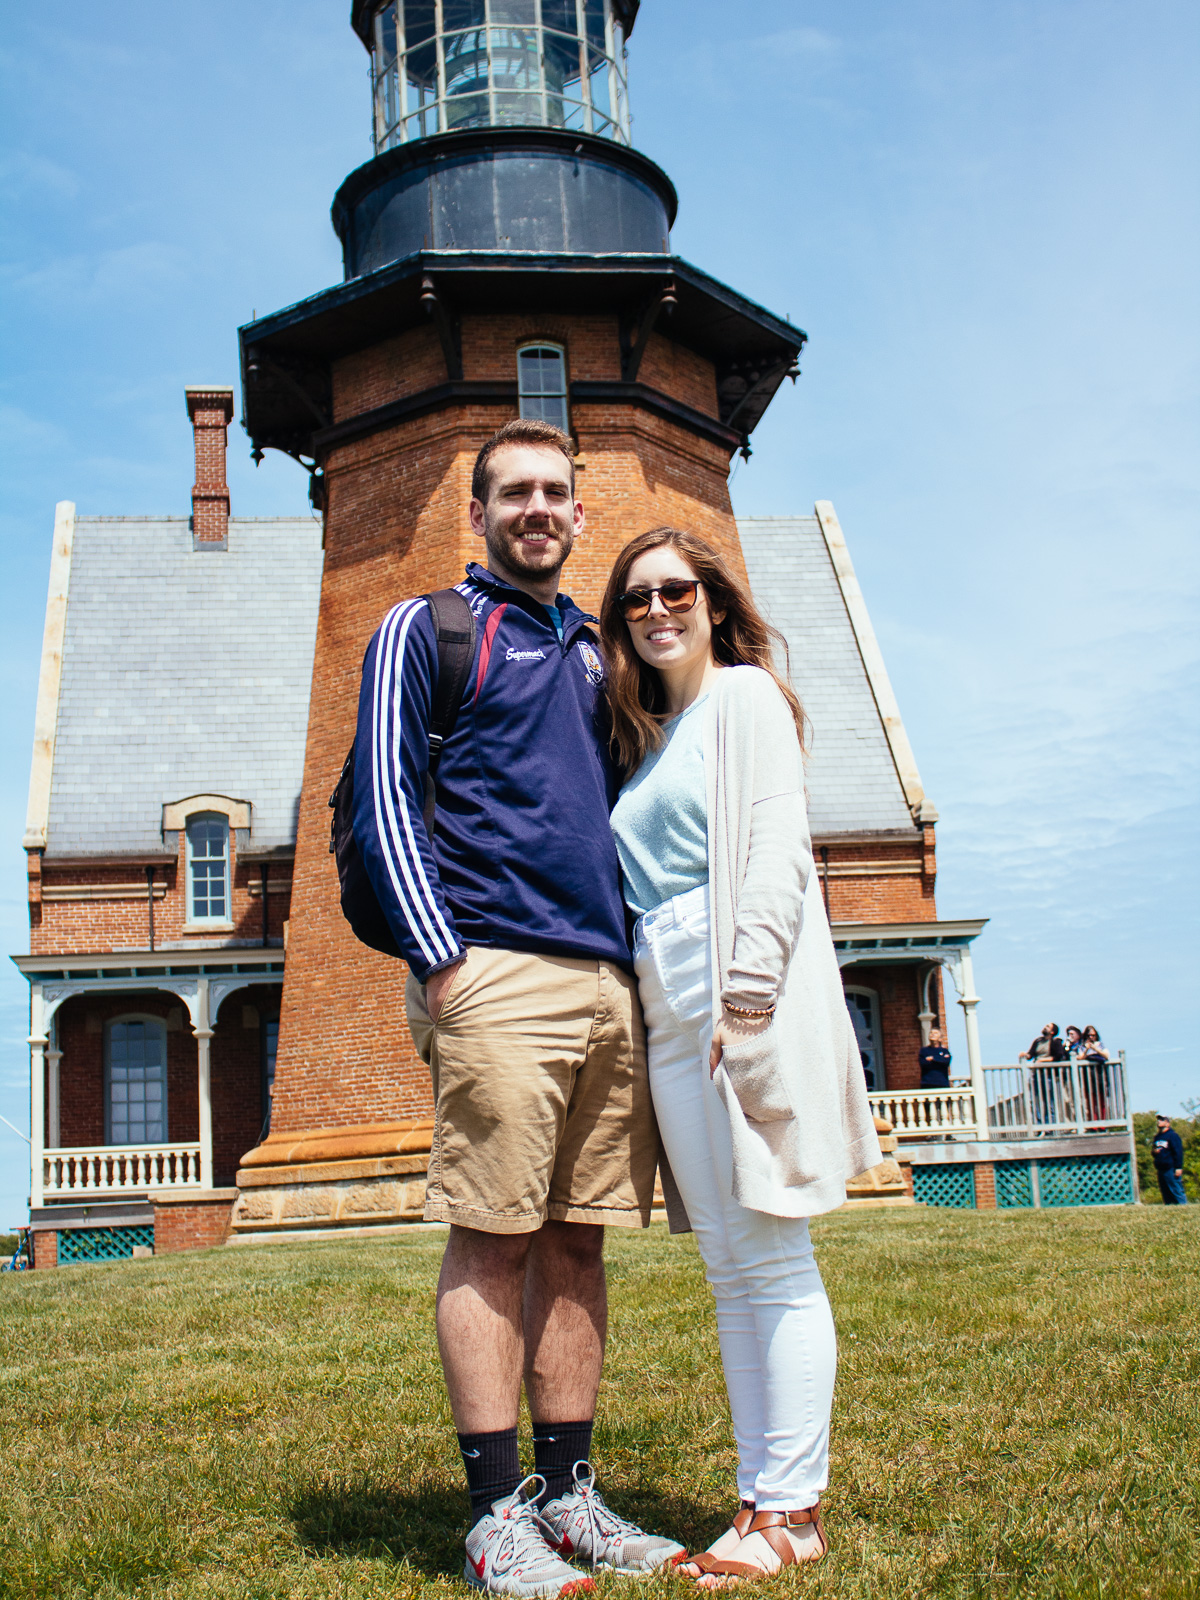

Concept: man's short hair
[[471, 419, 576, 504]]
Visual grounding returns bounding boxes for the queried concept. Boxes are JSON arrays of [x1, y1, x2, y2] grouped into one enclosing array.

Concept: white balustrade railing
[[869, 1053, 1130, 1144], [43, 1143, 203, 1196], [869, 1086, 981, 1139], [983, 1054, 1129, 1139]]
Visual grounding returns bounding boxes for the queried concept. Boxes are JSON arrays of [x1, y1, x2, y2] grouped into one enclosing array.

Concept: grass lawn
[[1, 1207, 1197, 1600]]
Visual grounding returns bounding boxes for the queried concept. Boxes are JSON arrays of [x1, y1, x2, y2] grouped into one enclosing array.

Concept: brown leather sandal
[[685, 1506, 827, 1582], [674, 1503, 756, 1577], [743, 1507, 828, 1568]]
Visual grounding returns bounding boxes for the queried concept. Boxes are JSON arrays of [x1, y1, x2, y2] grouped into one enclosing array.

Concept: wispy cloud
[[5, 241, 190, 302]]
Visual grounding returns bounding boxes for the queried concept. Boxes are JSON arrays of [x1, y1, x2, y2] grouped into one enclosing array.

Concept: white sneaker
[[465, 1476, 595, 1597], [540, 1462, 686, 1575]]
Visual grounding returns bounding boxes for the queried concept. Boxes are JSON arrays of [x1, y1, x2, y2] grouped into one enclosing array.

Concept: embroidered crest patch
[[577, 640, 604, 685]]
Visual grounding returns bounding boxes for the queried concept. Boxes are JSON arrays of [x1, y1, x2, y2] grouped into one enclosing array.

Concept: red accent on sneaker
[[557, 1537, 574, 1557], [470, 1549, 488, 1579]]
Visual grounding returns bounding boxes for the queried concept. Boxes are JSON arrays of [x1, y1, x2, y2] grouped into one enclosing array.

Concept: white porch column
[[194, 977, 214, 1189], [955, 948, 986, 1137], [46, 1015, 61, 1150], [29, 984, 46, 1207]]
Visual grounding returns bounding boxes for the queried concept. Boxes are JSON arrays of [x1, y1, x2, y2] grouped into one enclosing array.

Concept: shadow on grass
[[289, 1473, 709, 1577], [290, 1474, 467, 1575]]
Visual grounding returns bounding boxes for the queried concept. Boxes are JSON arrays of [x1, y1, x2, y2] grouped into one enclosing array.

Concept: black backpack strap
[[423, 588, 477, 831]]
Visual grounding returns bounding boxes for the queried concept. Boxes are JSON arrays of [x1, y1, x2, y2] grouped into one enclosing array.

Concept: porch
[[14, 949, 284, 1208], [869, 1055, 1133, 1144]]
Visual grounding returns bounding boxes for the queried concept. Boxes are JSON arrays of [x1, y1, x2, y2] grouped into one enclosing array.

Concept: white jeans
[[634, 883, 836, 1510]]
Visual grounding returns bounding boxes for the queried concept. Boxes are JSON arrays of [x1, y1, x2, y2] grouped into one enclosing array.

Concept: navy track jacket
[[351, 563, 631, 982]]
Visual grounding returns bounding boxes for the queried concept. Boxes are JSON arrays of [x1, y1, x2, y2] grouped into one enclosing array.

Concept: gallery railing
[[868, 1085, 981, 1139], [983, 1054, 1129, 1139], [42, 1143, 203, 1196]]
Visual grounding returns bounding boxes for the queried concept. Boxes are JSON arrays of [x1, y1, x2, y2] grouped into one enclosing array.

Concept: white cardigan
[[659, 665, 882, 1230]]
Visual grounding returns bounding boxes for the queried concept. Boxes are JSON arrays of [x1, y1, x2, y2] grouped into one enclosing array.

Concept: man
[[1151, 1114, 1187, 1205], [352, 419, 683, 1595]]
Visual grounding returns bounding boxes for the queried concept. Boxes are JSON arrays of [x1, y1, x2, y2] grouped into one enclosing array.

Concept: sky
[[1, 1, 1197, 1222]]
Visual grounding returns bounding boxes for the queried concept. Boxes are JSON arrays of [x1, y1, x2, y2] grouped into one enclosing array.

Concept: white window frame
[[844, 985, 885, 1091], [516, 341, 570, 433], [105, 1014, 169, 1146], [186, 812, 231, 925]]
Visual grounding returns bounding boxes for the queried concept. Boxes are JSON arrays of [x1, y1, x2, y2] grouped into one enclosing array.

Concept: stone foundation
[[844, 1115, 916, 1209], [231, 1119, 434, 1234]]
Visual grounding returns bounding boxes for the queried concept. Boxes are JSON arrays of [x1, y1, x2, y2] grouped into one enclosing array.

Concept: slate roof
[[42, 510, 915, 855], [737, 516, 918, 835], [46, 518, 324, 857]]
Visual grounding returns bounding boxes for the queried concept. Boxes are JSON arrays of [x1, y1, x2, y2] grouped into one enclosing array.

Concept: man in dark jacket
[[1152, 1114, 1188, 1205], [352, 419, 681, 1594]]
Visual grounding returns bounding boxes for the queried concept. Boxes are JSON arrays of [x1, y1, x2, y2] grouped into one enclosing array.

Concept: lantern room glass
[[369, 0, 631, 150]]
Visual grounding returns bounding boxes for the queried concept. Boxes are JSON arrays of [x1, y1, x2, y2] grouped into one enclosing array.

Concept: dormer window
[[518, 344, 569, 433], [187, 813, 230, 923]]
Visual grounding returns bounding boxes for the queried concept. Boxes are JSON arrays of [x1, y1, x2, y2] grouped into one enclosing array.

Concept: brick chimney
[[185, 386, 235, 548]]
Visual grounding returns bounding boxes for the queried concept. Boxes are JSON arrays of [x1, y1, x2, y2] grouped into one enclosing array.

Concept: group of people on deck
[[1018, 1022, 1110, 1066]]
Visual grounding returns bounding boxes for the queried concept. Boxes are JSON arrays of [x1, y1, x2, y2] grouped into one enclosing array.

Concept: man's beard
[[483, 511, 574, 580]]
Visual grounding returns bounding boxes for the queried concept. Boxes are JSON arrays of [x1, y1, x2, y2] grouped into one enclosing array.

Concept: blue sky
[[1, 1, 1197, 1220]]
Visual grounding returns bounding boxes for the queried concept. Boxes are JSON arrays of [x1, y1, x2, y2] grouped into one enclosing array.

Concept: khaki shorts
[[405, 945, 656, 1234]]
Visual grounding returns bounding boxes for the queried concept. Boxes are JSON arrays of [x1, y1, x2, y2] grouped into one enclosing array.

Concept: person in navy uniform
[[918, 1027, 952, 1088], [1151, 1114, 1187, 1205]]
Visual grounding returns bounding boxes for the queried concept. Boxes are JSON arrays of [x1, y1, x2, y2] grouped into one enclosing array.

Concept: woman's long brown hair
[[599, 526, 807, 774]]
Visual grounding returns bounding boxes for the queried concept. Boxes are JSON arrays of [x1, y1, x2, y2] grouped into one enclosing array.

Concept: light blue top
[[542, 602, 565, 641], [610, 694, 709, 918]]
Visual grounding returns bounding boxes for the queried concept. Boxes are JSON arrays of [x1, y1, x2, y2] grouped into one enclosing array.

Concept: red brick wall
[[152, 1197, 234, 1252], [32, 1230, 58, 1269], [30, 839, 290, 955], [974, 1161, 997, 1209], [211, 986, 275, 1184], [54, 992, 196, 1147], [52, 985, 269, 1176], [270, 313, 744, 1135], [819, 836, 937, 924], [844, 962, 947, 1093]]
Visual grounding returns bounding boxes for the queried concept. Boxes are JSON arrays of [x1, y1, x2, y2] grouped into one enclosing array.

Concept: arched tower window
[[106, 1016, 168, 1145], [844, 986, 884, 1092], [517, 343, 569, 433], [187, 813, 230, 923]]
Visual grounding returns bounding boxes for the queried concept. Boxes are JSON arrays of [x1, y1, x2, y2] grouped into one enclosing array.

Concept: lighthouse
[[233, 0, 806, 1226]]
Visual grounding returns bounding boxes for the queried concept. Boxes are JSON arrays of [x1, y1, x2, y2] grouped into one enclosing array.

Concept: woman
[[601, 528, 881, 1585], [1080, 1024, 1109, 1062], [918, 1026, 953, 1088], [1064, 1025, 1084, 1058]]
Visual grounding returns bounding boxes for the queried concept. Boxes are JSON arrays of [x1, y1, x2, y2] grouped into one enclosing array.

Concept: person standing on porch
[[603, 526, 881, 1584], [918, 1027, 952, 1088], [352, 420, 684, 1595]]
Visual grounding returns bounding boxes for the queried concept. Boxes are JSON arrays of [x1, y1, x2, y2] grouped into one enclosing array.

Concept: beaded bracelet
[[722, 999, 776, 1020]]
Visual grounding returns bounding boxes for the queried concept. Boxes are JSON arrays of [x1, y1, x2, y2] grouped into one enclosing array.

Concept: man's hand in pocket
[[425, 957, 466, 1023]]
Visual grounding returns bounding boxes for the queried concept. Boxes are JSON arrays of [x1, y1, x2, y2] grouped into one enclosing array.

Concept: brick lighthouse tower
[[232, 1, 805, 1230]]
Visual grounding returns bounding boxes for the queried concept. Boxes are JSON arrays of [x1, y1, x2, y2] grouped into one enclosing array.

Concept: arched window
[[187, 812, 230, 923], [844, 986, 884, 1091], [517, 344, 569, 434], [106, 1016, 168, 1145]]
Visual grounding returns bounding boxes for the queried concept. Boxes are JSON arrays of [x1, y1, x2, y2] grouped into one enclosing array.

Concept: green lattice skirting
[[57, 1225, 155, 1263], [1037, 1155, 1134, 1207], [911, 1163, 977, 1208]]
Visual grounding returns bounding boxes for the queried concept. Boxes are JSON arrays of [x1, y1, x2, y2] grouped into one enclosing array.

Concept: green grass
[[1, 1208, 1196, 1599]]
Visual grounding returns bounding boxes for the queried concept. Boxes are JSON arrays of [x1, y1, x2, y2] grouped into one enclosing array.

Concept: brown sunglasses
[[618, 579, 701, 622]]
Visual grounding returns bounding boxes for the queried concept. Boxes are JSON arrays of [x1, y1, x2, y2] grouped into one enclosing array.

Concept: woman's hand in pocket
[[709, 1008, 772, 1077], [425, 957, 466, 1023]]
